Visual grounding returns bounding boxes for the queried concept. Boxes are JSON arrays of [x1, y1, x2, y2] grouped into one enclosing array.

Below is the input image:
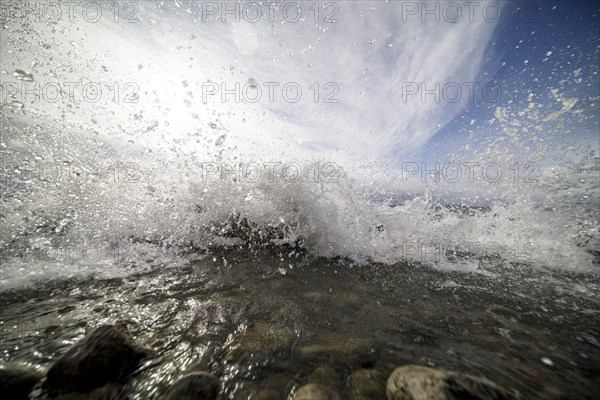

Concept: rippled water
[[2, 247, 599, 399]]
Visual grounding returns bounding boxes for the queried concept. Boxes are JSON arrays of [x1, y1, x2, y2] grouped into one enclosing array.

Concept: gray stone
[[386, 365, 516, 400], [222, 324, 295, 362], [292, 383, 340, 400], [0, 365, 43, 400], [44, 325, 149, 394], [262, 373, 296, 398], [308, 366, 338, 388], [163, 372, 220, 400], [347, 368, 388, 400]]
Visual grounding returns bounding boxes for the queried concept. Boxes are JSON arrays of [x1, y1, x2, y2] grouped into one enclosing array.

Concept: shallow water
[[2, 247, 598, 399]]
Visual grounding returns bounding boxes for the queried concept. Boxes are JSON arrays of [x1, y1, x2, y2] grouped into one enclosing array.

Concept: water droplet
[[215, 135, 226, 146], [541, 357, 554, 366], [13, 69, 34, 81], [5, 101, 24, 108]]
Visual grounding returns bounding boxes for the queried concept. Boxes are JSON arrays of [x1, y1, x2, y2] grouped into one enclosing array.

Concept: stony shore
[[3, 249, 596, 399], [1, 324, 520, 400]]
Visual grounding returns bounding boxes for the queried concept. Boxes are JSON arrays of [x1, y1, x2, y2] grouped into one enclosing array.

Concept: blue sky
[[422, 0, 600, 164]]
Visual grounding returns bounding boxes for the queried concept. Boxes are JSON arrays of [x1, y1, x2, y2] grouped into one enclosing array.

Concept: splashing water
[[1, 2, 599, 400], [0, 1, 598, 291]]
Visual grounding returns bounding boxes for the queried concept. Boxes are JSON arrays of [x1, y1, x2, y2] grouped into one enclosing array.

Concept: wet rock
[[292, 383, 340, 400], [261, 373, 296, 398], [222, 324, 295, 362], [163, 372, 220, 400], [13, 69, 34, 82], [347, 368, 388, 400], [0, 365, 43, 399], [295, 339, 377, 367], [44, 325, 149, 393], [386, 365, 516, 400], [308, 366, 338, 387]]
